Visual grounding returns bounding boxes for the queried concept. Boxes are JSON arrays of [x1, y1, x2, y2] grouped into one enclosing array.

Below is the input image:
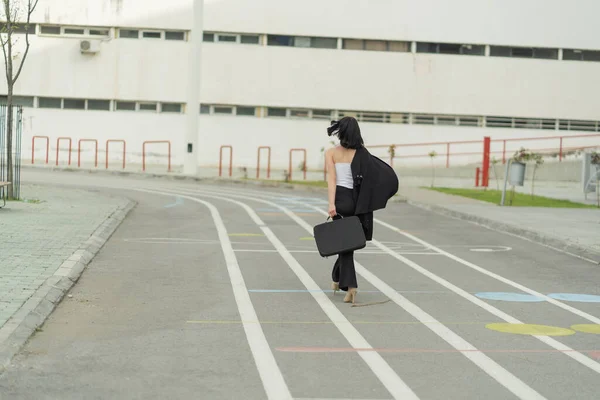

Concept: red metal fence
[[256, 146, 271, 179], [289, 148, 307, 181], [78, 139, 98, 168], [56, 137, 72, 166], [219, 145, 233, 177], [106, 139, 126, 169]]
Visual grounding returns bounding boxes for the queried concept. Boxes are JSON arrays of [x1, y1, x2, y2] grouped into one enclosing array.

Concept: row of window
[[0, 96, 183, 113], [202, 104, 600, 133], [6, 22, 600, 62], [3, 96, 600, 133], [1, 23, 186, 41]]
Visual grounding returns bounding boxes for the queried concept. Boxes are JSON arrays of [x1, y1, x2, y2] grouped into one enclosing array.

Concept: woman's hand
[[328, 203, 337, 218]]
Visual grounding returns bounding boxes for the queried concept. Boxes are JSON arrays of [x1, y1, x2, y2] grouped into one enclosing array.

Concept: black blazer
[[351, 147, 399, 240]]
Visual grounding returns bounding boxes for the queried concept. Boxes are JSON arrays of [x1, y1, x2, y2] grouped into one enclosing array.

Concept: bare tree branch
[[13, 0, 38, 83]]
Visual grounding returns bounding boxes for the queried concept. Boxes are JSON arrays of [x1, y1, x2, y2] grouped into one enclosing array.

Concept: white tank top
[[335, 163, 353, 189]]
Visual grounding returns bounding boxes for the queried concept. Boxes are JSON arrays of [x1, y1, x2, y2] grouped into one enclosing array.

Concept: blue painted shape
[[475, 292, 545, 302], [164, 197, 184, 208], [547, 293, 600, 303]]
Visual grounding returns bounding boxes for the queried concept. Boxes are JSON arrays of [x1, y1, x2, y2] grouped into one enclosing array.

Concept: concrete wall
[[3, 0, 600, 173]]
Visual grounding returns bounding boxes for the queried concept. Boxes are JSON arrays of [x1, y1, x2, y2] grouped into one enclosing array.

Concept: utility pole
[[184, 0, 203, 175]]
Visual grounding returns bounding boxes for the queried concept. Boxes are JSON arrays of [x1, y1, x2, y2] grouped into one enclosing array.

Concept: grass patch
[[426, 187, 598, 208]]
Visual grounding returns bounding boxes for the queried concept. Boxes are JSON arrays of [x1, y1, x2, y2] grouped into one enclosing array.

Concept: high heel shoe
[[344, 288, 357, 304], [331, 282, 339, 295]]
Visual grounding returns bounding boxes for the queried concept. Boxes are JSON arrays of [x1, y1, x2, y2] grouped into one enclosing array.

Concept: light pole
[[184, 0, 204, 175]]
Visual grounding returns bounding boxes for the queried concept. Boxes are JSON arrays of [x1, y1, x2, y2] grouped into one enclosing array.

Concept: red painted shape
[[481, 136, 491, 187], [475, 167, 480, 187]]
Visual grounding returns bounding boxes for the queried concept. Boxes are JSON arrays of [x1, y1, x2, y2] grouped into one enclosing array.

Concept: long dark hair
[[327, 117, 364, 149]]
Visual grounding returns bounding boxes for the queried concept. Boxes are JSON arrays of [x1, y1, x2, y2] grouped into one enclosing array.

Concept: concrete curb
[[0, 198, 136, 374], [406, 200, 600, 265]]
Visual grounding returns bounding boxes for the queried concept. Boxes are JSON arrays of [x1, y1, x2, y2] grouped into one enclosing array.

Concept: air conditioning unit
[[80, 40, 101, 54]]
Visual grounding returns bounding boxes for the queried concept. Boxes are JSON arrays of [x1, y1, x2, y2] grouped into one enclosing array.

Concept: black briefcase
[[313, 216, 366, 257]]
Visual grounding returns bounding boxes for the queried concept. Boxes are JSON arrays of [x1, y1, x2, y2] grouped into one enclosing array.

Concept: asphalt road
[[0, 170, 599, 400]]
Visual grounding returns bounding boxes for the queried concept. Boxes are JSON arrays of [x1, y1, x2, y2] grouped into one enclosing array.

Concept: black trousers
[[331, 186, 358, 291]]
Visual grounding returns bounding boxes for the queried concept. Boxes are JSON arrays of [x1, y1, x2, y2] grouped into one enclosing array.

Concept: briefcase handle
[[326, 215, 344, 222]]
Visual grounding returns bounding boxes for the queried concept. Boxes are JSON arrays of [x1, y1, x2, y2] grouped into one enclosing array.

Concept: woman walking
[[325, 117, 398, 304]]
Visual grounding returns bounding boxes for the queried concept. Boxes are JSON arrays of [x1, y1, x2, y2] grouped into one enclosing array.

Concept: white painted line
[[159, 189, 419, 400], [132, 188, 292, 400], [171, 187, 547, 400], [234, 249, 441, 255], [191, 186, 600, 325], [374, 219, 600, 325]]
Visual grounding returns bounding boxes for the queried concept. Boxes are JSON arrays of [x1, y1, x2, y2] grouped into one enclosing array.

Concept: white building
[[2, 0, 600, 176]]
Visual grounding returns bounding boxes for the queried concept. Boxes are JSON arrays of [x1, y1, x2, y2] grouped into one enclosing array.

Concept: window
[[567, 120, 596, 131], [217, 34, 237, 43], [267, 107, 287, 117], [38, 97, 62, 109], [142, 31, 162, 39], [200, 105, 210, 114], [241, 35, 260, 44], [343, 39, 364, 50], [490, 46, 557, 59], [418, 42, 484, 55], [214, 106, 233, 114], [490, 46, 512, 57], [310, 37, 337, 49], [437, 116, 457, 125], [388, 41, 410, 52], [203, 33, 215, 42], [4, 24, 37, 34], [87, 100, 111, 111], [514, 118, 541, 129], [563, 49, 600, 62], [63, 99, 85, 110], [90, 29, 110, 37], [413, 115, 435, 125], [267, 35, 294, 47], [139, 102, 158, 111], [511, 47, 533, 58], [40, 26, 60, 35], [389, 113, 409, 124], [0, 96, 34, 107], [236, 106, 256, 116], [312, 109, 332, 120], [486, 116, 512, 128], [459, 116, 481, 127], [534, 48, 558, 60], [64, 27, 85, 35], [119, 29, 139, 39], [461, 44, 485, 56], [290, 109, 310, 118], [361, 112, 386, 123], [116, 101, 136, 111], [165, 31, 185, 41], [364, 40, 387, 52], [161, 103, 183, 113], [541, 119, 556, 130]]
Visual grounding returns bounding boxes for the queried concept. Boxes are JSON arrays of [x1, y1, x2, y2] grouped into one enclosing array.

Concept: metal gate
[[0, 104, 23, 200]]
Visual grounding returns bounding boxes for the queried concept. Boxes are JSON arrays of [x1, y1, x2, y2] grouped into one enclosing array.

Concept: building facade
[[2, 0, 600, 173]]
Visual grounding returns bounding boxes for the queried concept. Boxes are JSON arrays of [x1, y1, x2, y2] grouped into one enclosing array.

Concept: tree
[[0, 0, 38, 199]]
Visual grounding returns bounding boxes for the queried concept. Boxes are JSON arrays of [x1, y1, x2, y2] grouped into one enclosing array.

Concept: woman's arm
[[325, 148, 337, 217]]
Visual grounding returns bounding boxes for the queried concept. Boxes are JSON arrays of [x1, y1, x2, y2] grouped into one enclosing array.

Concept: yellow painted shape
[[486, 323, 575, 336], [571, 324, 600, 334], [229, 233, 264, 237], [300, 237, 315, 241]]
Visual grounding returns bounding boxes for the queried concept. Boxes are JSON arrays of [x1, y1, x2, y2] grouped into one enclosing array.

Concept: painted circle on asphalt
[[475, 292, 545, 302], [571, 324, 600, 334], [486, 323, 575, 336], [547, 293, 600, 303]]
